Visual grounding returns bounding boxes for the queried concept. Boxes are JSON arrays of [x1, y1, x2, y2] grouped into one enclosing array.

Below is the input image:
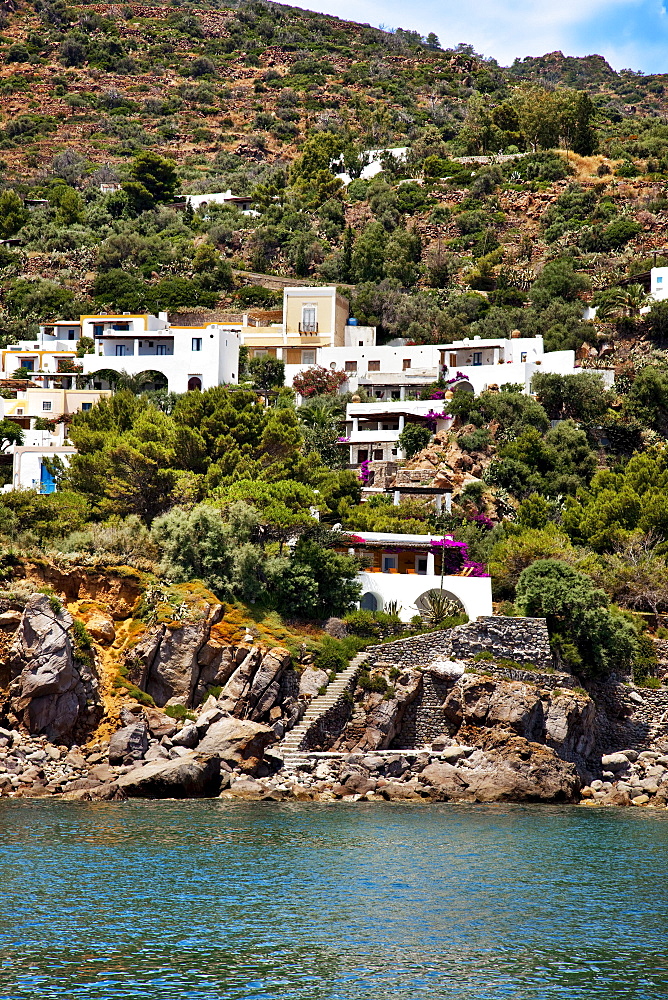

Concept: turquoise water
[[0, 801, 666, 1000]]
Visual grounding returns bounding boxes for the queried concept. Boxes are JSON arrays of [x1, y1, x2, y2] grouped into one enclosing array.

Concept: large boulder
[[117, 753, 221, 798], [197, 717, 276, 773], [247, 647, 291, 720], [443, 676, 544, 740], [140, 621, 212, 707], [8, 594, 101, 743], [217, 648, 262, 715], [457, 727, 580, 803], [108, 721, 149, 764], [299, 667, 329, 698]]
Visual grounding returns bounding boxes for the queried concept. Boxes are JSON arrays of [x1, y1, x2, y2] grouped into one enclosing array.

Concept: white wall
[[83, 327, 240, 393], [11, 446, 75, 491], [357, 571, 493, 622]]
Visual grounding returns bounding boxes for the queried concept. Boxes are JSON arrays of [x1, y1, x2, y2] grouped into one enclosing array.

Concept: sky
[[295, 0, 668, 74]]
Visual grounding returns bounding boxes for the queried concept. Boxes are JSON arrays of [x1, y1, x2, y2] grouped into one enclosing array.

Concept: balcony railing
[[298, 322, 318, 333]]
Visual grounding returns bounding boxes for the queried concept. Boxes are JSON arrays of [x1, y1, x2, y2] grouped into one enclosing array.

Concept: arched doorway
[[360, 592, 381, 612], [188, 376, 202, 391], [415, 588, 465, 621]]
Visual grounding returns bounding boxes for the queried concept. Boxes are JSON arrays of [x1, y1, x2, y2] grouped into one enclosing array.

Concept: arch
[[450, 378, 474, 394], [360, 592, 382, 612], [415, 588, 465, 618], [133, 370, 168, 392], [188, 376, 203, 391]]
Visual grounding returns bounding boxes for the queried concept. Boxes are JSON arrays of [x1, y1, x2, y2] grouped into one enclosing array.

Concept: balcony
[[298, 322, 318, 334]]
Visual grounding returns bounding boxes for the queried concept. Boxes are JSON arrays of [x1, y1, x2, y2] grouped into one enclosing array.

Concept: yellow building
[[241, 286, 353, 363]]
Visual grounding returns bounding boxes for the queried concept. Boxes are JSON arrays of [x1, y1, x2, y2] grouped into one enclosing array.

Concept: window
[[520, 351, 527, 362], [148, 341, 154, 348], [416, 556, 428, 575], [301, 305, 317, 333], [368, 360, 380, 372], [81, 402, 92, 411], [358, 340, 364, 347], [192, 338, 202, 352], [21, 359, 34, 371], [473, 352, 482, 366], [382, 554, 398, 573], [658, 276, 664, 284], [253, 349, 269, 358], [93, 324, 104, 336], [375, 389, 384, 398], [357, 449, 368, 463], [373, 449, 383, 460], [16, 408, 23, 415], [391, 390, 401, 400], [115, 345, 127, 356], [301, 349, 316, 364], [42, 401, 52, 411], [68, 331, 76, 340], [156, 345, 168, 355], [345, 361, 357, 373], [113, 322, 130, 331], [402, 358, 411, 370], [450, 353, 457, 367]]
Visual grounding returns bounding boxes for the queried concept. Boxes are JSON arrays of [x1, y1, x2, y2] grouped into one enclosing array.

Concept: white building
[[334, 146, 408, 186], [651, 267, 668, 301], [184, 190, 256, 214], [344, 400, 452, 467], [80, 313, 240, 393], [285, 334, 581, 400], [9, 445, 76, 493], [343, 530, 493, 623]]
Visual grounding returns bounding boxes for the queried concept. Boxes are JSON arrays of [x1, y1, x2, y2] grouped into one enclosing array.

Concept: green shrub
[[473, 650, 494, 662], [496, 658, 527, 671], [164, 704, 196, 721], [358, 670, 388, 694]]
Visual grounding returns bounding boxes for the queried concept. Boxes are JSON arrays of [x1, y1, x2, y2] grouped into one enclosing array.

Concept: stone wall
[[366, 616, 553, 671], [588, 682, 668, 756], [448, 617, 552, 670]]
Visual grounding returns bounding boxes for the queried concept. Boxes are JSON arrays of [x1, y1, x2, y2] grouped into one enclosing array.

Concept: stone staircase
[[277, 653, 368, 764]]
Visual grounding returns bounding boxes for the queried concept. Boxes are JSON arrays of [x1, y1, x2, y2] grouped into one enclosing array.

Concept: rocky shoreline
[[1, 589, 667, 808]]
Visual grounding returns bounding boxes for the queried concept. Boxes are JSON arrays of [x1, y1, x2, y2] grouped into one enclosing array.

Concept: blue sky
[[296, 0, 668, 73]]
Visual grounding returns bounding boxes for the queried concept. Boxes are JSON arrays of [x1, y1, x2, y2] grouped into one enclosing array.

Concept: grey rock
[[9, 595, 100, 743], [299, 667, 329, 699], [108, 722, 149, 764], [117, 753, 221, 798], [197, 717, 276, 773], [602, 752, 633, 770], [171, 723, 199, 748]]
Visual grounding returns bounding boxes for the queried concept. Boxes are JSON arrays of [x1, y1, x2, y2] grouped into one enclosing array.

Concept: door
[[40, 462, 56, 495]]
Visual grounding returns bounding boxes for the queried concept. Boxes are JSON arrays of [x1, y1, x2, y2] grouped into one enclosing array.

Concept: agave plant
[[417, 590, 463, 626]]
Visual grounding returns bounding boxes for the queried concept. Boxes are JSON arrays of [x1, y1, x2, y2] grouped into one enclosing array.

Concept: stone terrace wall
[[588, 682, 668, 755], [448, 617, 552, 670], [366, 616, 553, 671]]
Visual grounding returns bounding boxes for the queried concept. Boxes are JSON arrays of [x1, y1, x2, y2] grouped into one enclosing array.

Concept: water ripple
[[0, 800, 666, 1000]]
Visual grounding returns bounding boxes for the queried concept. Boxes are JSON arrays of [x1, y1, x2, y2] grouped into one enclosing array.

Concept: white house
[[184, 190, 256, 215], [344, 400, 452, 468], [9, 445, 76, 493], [80, 313, 240, 393], [342, 530, 493, 623], [651, 267, 668, 301]]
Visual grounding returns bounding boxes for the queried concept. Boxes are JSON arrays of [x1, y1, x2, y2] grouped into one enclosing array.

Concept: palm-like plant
[[417, 590, 463, 626], [623, 283, 650, 316]]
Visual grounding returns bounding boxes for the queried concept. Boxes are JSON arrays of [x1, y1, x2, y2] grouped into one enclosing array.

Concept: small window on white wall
[[301, 350, 316, 364], [42, 401, 52, 411], [192, 338, 202, 352], [382, 554, 398, 573]]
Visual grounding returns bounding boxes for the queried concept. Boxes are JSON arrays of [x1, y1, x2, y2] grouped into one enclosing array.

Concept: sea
[[0, 800, 666, 1000]]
